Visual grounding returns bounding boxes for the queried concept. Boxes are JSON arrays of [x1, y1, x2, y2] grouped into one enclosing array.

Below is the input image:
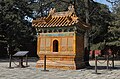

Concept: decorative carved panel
[[40, 38, 45, 47], [61, 46, 67, 51], [68, 38, 73, 51], [40, 38, 45, 51], [61, 38, 67, 46], [68, 47, 73, 51], [61, 38, 67, 51], [68, 38, 73, 46], [46, 38, 50, 47]]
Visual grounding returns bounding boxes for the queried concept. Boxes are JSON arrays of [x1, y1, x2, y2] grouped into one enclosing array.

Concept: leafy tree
[[0, 0, 36, 55], [105, 1, 120, 46], [29, 0, 113, 47], [89, 2, 113, 43], [0, 0, 112, 55]]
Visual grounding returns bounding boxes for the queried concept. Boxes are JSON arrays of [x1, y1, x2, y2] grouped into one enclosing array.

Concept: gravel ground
[[0, 58, 120, 79]]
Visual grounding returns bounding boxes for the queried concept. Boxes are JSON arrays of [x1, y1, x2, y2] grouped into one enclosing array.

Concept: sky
[[94, 0, 112, 9]]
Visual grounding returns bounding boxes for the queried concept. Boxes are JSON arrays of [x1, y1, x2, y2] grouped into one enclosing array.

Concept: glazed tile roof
[[32, 5, 89, 29]]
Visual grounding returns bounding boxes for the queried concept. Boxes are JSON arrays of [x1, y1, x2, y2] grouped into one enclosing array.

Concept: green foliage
[[1, 0, 118, 52], [89, 3, 113, 44], [29, 0, 114, 49], [0, 0, 36, 52], [105, 1, 120, 46]]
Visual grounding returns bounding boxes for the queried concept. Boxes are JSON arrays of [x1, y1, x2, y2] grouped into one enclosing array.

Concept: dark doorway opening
[[53, 40, 58, 52]]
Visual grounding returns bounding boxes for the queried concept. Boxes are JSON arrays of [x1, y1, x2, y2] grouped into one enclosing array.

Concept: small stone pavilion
[[32, 5, 90, 70]]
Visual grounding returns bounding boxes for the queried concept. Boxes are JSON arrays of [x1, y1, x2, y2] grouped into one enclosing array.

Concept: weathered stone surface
[[36, 55, 85, 70], [0, 60, 120, 79]]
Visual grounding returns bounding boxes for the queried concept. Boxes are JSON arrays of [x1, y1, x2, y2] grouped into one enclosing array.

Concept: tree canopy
[[105, 0, 120, 46], [0, 0, 119, 56], [0, 0, 36, 54]]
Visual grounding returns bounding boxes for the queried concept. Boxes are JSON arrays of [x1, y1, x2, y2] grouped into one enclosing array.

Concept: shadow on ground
[[86, 66, 120, 70], [0, 57, 39, 62]]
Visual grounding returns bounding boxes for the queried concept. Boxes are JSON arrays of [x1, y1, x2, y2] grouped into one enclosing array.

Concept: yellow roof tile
[[32, 5, 90, 29]]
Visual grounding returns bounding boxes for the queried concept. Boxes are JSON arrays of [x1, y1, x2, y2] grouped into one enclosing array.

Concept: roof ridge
[[32, 5, 90, 29]]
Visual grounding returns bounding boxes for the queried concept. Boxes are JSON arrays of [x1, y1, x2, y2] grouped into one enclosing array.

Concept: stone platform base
[[36, 55, 85, 70]]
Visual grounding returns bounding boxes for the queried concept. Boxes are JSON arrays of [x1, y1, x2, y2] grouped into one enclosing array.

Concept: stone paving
[[0, 58, 120, 79]]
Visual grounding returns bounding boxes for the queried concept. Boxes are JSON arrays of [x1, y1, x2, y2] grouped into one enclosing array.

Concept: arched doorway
[[53, 40, 59, 52]]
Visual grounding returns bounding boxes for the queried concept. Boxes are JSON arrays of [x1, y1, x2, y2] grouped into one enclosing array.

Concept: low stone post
[[9, 54, 12, 68], [107, 55, 109, 70], [95, 56, 97, 74], [42, 55, 49, 71]]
